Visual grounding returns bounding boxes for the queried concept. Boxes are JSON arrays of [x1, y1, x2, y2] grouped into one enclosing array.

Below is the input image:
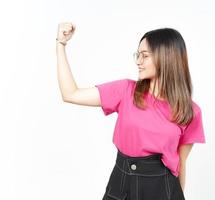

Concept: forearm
[[56, 42, 78, 99], [178, 162, 186, 192]]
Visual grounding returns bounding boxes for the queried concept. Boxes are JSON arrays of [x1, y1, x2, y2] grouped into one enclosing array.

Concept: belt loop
[[126, 158, 132, 174], [120, 160, 126, 192]]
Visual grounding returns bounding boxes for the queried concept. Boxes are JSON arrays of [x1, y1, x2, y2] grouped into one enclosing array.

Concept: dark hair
[[133, 28, 193, 126]]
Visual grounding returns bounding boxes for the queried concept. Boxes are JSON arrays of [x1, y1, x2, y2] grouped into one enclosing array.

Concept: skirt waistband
[[115, 149, 171, 177]]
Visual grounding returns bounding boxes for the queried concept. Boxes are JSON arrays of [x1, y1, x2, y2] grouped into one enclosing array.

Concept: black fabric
[[102, 149, 185, 200]]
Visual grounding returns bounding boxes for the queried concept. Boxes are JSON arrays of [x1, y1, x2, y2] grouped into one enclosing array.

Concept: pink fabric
[[95, 79, 206, 177]]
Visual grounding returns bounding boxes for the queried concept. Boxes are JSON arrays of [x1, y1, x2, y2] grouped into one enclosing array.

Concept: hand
[[56, 22, 76, 45]]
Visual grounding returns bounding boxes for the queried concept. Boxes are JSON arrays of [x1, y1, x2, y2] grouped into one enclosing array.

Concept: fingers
[[60, 22, 76, 34], [57, 22, 76, 41], [60, 22, 76, 29]]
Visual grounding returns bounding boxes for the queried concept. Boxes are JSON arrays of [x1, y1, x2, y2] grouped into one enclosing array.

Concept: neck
[[149, 79, 165, 100]]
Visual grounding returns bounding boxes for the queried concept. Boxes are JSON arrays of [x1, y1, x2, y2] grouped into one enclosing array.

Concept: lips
[[139, 68, 145, 72]]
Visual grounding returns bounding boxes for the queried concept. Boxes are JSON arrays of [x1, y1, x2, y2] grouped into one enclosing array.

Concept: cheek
[[145, 58, 153, 66], [145, 60, 156, 70]]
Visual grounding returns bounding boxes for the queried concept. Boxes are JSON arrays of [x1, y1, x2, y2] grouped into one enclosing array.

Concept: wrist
[[56, 38, 67, 46]]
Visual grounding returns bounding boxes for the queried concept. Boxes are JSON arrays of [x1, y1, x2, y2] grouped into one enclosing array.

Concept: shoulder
[[126, 78, 136, 85], [191, 99, 202, 116], [106, 78, 137, 99], [117, 78, 136, 84], [122, 78, 137, 93], [123, 78, 136, 88], [178, 99, 203, 133], [110, 78, 136, 90], [183, 99, 203, 128], [95, 78, 136, 92]]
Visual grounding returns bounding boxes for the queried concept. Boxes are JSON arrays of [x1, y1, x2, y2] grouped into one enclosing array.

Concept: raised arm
[[56, 22, 101, 106]]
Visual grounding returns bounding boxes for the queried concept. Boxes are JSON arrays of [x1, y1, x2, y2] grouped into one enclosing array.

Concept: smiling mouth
[[139, 68, 145, 72]]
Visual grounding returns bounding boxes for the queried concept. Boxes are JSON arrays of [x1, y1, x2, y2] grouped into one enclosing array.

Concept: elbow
[[62, 97, 68, 102], [61, 90, 77, 103], [62, 95, 71, 102], [62, 92, 76, 103], [61, 93, 70, 102]]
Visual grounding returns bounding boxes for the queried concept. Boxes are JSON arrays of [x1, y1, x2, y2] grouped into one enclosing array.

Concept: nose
[[136, 62, 145, 71], [136, 59, 144, 67], [135, 56, 144, 65]]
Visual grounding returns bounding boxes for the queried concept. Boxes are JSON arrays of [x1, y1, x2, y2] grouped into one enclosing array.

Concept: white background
[[0, 0, 214, 199]]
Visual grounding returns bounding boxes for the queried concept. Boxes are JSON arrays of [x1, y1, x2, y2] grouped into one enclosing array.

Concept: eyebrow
[[138, 50, 150, 53]]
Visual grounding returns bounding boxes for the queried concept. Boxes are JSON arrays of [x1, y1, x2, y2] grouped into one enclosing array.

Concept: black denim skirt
[[102, 149, 185, 200]]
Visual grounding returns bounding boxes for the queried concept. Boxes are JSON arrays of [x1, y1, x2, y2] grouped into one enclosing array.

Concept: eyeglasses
[[133, 51, 152, 63]]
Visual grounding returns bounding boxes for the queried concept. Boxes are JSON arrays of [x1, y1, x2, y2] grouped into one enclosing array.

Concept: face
[[136, 38, 157, 81]]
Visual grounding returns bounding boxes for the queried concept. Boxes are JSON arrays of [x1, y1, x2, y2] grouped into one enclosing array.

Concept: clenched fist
[[56, 22, 76, 45]]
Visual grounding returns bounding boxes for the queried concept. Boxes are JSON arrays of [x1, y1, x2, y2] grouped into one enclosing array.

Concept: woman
[[56, 22, 206, 200]]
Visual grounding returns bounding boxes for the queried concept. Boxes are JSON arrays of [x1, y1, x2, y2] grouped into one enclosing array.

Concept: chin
[[138, 73, 154, 80], [138, 75, 148, 80]]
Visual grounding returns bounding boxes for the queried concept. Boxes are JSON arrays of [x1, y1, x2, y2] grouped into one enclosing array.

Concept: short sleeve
[[178, 105, 206, 146], [95, 78, 129, 116]]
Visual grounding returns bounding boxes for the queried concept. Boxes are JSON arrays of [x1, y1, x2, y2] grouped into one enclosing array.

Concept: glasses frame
[[133, 51, 152, 63]]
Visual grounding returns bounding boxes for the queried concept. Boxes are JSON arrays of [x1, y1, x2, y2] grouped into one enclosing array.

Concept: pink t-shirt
[[95, 78, 206, 177]]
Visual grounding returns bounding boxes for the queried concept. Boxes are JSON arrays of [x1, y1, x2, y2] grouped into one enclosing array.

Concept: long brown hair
[[133, 28, 193, 126]]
